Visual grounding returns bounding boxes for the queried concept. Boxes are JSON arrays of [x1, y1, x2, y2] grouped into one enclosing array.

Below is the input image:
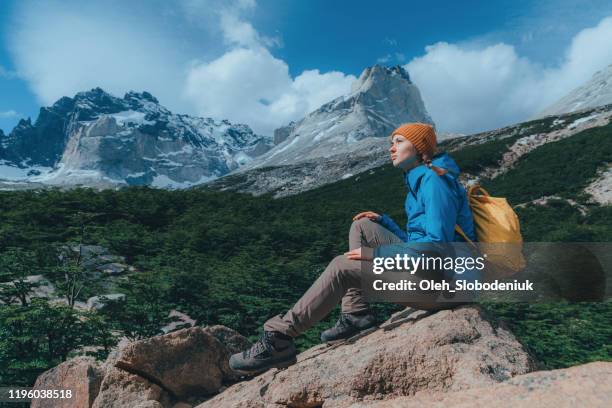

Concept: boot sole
[[232, 355, 297, 377], [322, 324, 379, 345]]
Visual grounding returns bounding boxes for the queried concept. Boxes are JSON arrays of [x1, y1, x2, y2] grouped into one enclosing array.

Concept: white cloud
[[184, 47, 355, 134], [405, 16, 612, 133], [290, 69, 355, 114], [0, 110, 19, 118], [8, 1, 190, 111], [7, 0, 353, 136], [15, 1, 610, 138], [219, 10, 281, 48], [180, 1, 355, 135]]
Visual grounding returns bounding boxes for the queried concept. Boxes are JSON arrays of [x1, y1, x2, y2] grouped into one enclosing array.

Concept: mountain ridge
[[536, 63, 612, 118], [204, 103, 612, 198], [0, 88, 272, 188]]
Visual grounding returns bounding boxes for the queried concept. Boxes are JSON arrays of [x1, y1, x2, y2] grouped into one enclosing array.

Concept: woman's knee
[[329, 254, 348, 272], [350, 217, 373, 234]]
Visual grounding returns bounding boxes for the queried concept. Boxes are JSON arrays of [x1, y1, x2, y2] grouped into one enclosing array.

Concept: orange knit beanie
[[389, 123, 447, 175]]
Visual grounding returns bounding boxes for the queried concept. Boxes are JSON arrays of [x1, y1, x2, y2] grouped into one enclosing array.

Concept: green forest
[[1, 119, 610, 388]]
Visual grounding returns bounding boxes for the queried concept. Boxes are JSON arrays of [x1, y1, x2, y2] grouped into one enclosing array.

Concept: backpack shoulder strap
[[456, 225, 480, 259], [456, 184, 480, 250], [412, 172, 476, 248], [455, 224, 477, 249]]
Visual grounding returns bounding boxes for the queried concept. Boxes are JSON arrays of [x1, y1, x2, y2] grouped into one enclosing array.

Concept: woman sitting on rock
[[230, 123, 477, 375]]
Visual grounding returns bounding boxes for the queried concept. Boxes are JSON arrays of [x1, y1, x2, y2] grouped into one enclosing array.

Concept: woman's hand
[[344, 247, 372, 261], [353, 211, 381, 222]]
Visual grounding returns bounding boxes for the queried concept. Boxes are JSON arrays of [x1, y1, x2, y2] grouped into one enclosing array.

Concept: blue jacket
[[378, 152, 476, 243]]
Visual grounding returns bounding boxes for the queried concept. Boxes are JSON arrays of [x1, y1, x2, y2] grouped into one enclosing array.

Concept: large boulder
[[58, 244, 131, 276], [86, 294, 126, 310], [351, 361, 612, 407], [197, 306, 535, 408], [90, 338, 173, 408], [114, 326, 240, 399], [31, 356, 104, 408], [27, 306, 611, 408], [203, 325, 253, 355], [31, 325, 250, 408], [92, 366, 172, 408]]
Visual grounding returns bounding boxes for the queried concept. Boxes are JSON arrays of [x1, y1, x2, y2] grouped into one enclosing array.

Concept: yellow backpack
[[455, 185, 526, 280]]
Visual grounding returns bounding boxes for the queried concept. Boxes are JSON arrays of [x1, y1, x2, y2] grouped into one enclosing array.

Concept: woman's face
[[389, 134, 418, 170]]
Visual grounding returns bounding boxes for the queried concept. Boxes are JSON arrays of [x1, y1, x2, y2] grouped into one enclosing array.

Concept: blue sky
[[2, 0, 612, 135]]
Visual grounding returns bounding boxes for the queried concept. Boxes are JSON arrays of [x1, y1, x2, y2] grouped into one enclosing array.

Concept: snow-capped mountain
[[536, 63, 612, 118], [240, 65, 434, 169], [0, 88, 272, 188], [1, 65, 433, 190], [207, 103, 612, 198]]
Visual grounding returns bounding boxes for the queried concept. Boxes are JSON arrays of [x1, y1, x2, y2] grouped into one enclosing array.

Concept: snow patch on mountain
[[567, 113, 600, 129], [0, 88, 272, 188], [0, 160, 53, 181]]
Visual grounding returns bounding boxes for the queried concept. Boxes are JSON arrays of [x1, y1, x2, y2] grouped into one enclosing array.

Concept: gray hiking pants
[[263, 218, 448, 337]]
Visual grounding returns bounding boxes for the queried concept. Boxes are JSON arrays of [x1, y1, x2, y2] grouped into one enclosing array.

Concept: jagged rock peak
[[242, 63, 433, 168], [50, 88, 163, 119], [124, 90, 159, 104], [351, 64, 412, 93], [0, 87, 273, 187]]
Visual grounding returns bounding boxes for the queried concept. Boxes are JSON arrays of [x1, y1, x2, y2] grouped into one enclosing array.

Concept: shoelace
[[244, 332, 273, 358], [334, 313, 352, 330]]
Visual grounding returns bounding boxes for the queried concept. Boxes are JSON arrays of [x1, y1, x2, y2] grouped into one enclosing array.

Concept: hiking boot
[[320, 310, 377, 343], [229, 330, 297, 376]]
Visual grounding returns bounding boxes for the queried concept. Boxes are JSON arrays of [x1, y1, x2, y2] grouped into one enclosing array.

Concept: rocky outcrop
[[0, 244, 136, 309], [198, 306, 535, 408], [0, 88, 272, 188], [94, 326, 250, 407], [205, 137, 390, 198], [476, 107, 612, 181], [273, 121, 296, 145], [0, 274, 56, 305], [32, 307, 611, 408], [536, 62, 612, 118], [585, 164, 612, 205], [56, 244, 135, 310], [350, 362, 612, 408], [114, 326, 242, 399], [58, 244, 133, 276], [31, 356, 104, 408], [92, 366, 171, 408], [31, 325, 251, 408], [86, 294, 126, 311]]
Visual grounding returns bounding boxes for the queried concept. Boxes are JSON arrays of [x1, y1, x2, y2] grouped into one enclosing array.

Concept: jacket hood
[[404, 152, 461, 192], [431, 152, 461, 178]]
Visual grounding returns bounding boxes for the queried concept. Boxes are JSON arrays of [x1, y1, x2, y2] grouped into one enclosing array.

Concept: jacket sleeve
[[377, 213, 408, 242], [410, 174, 459, 243]]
